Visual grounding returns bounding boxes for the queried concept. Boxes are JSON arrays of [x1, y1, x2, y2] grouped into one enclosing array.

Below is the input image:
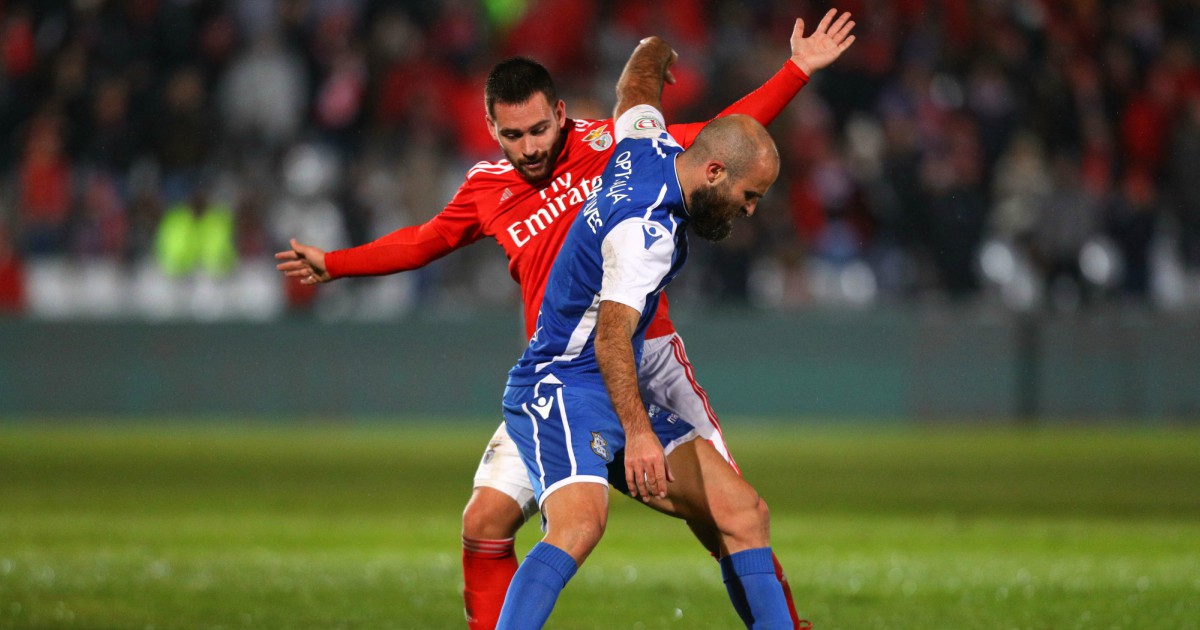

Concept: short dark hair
[[485, 57, 558, 116]]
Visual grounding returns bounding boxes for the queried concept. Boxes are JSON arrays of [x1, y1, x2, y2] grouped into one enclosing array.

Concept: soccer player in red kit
[[277, 11, 855, 628]]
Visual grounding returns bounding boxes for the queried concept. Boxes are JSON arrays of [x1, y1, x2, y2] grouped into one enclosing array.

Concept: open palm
[[791, 9, 857, 76]]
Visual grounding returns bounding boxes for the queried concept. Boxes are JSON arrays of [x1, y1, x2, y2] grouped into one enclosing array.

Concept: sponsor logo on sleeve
[[635, 116, 662, 130]]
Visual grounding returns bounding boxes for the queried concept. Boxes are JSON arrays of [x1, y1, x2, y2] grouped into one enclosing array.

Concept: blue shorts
[[502, 374, 699, 505]]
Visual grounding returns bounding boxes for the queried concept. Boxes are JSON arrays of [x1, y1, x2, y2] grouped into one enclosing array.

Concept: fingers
[[626, 455, 670, 502], [275, 261, 309, 274], [831, 12, 855, 43], [791, 17, 805, 41], [815, 8, 835, 34]]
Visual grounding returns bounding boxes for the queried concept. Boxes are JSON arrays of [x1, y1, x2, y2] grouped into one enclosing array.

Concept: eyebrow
[[500, 119, 552, 135]]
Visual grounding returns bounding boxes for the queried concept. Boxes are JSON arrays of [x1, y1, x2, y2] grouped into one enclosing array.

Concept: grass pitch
[[1, 421, 1198, 629]]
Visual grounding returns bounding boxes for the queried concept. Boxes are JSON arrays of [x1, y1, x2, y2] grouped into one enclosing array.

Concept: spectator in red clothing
[[17, 111, 73, 255], [0, 223, 25, 313]]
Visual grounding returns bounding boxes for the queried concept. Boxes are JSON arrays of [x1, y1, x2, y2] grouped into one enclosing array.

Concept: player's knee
[[546, 513, 606, 561], [462, 490, 525, 540], [717, 492, 771, 546]]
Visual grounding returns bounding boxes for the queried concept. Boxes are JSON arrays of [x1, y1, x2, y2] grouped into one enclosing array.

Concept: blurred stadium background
[[1, 2, 1199, 629], [0, 0, 1198, 419]]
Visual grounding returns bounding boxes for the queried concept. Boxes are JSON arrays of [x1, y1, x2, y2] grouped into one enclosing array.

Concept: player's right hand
[[624, 430, 673, 502], [275, 238, 331, 284]]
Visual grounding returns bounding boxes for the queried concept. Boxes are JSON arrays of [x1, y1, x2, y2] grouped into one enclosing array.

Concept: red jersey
[[325, 61, 809, 341]]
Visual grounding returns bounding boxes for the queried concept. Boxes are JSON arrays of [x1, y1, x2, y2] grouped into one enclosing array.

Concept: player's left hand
[[789, 9, 857, 76], [275, 238, 331, 284], [624, 430, 674, 502]]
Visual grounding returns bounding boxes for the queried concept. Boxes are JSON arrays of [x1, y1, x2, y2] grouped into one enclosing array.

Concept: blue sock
[[721, 547, 790, 629], [495, 542, 578, 630], [719, 554, 754, 625]]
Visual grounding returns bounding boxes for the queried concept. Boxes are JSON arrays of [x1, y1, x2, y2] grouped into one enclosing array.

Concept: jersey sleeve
[[426, 176, 486, 248], [324, 173, 486, 277], [666, 60, 809, 148], [324, 222, 455, 278], [599, 217, 675, 313]]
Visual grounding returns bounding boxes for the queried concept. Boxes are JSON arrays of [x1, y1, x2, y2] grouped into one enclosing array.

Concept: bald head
[[686, 115, 779, 184], [677, 115, 780, 241]]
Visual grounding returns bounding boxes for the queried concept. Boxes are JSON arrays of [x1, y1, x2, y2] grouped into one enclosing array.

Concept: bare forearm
[[614, 36, 676, 121], [595, 303, 652, 437]]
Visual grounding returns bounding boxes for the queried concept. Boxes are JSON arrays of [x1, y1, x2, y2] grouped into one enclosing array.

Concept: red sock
[[462, 536, 517, 630], [773, 552, 809, 629]]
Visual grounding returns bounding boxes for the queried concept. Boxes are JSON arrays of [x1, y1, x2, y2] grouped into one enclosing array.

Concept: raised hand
[[275, 238, 331, 285], [790, 9, 857, 76]]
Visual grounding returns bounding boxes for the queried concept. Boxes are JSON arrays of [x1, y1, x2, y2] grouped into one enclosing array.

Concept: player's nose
[[520, 136, 539, 156]]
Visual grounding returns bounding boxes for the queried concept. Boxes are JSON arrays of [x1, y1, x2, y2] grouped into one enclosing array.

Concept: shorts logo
[[590, 432, 613, 463], [530, 396, 554, 419], [647, 403, 681, 424], [482, 439, 502, 465], [635, 117, 662, 130], [582, 125, 613, 151]]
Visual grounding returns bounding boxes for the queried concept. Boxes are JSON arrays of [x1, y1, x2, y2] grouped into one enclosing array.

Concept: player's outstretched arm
[[275, 239, 331, 285], [595, 300, 674, 502], [276, 220, 460, 283], [613, 36, 677, 121]]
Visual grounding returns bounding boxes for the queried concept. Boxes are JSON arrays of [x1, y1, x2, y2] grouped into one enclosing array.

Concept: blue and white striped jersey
[[506, 105, 690, 390]]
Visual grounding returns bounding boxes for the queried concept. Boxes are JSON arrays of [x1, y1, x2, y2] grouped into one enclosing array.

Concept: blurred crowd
[[2, 0, 1200, 320]]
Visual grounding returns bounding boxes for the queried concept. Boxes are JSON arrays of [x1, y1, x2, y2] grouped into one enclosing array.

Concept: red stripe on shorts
[[669, 335, 740, 473]]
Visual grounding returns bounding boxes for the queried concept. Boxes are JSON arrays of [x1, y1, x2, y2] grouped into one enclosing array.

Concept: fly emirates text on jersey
[[506, 172, 603, 248]]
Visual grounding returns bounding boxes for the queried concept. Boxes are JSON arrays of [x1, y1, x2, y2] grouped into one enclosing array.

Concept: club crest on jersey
[[635, 116, 662, 130], [582, 125, 613, 151], [590, 432, 613, 462]]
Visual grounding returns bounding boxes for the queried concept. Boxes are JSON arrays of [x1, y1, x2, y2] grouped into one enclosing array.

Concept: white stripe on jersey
[[536, 293, 602, 371], [643, 183, 668, 221], [467, 161, 515, 179]]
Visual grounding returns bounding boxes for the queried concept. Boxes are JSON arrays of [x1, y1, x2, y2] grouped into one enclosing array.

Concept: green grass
[[1, 422, 1198, 629]]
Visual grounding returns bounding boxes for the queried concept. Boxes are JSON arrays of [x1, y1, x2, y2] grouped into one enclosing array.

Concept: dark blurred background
[[1, 0, 1197, 421]]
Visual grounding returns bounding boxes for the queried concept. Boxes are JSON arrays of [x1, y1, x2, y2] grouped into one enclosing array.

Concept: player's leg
[[495, 380, 616, 630], [495, 483, 607, 630], [656, 437, 791, 629], [638, 333, 804, 627], [463, 423, 538, 630]]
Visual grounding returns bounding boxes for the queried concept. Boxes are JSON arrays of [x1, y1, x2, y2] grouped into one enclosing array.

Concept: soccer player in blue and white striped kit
[[496, 35, 788, 629]]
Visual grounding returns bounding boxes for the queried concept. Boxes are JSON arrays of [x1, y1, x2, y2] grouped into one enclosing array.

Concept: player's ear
[[706, 160, 727, 185], [554, 99, 566, 128], [486, 114, 499, 142]]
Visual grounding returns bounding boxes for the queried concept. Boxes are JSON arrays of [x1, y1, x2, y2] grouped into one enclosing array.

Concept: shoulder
[[567, 117, 617, 153]]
